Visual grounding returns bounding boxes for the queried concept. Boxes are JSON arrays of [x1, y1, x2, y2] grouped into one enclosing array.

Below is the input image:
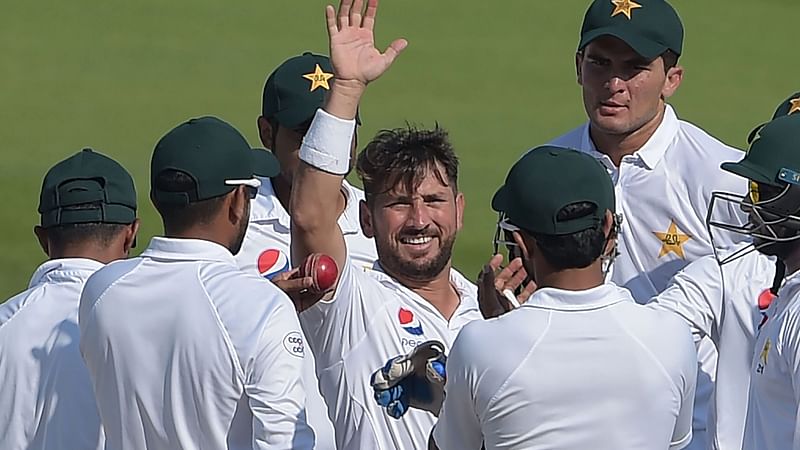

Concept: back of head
[[38, 148, 138, 257], [356, 125, 459, 204], [492, 146, 616, 271], [150, 116, 279, 239]]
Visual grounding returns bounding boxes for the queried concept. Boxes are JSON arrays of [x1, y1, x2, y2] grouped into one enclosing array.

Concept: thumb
[[382, 38, 408, 65]]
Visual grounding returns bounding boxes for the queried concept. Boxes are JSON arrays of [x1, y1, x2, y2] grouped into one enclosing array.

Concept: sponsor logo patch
[[283, 332, 304, 358], [257, 249, 290, 280], [398, 307, 423, 336]]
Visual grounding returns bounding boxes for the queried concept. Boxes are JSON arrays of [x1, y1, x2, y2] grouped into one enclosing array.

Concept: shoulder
[[545, 123, 587, 149], [82, 258, 143, 304], [0, 287, 38, 328], [673, 116, 744, 164]]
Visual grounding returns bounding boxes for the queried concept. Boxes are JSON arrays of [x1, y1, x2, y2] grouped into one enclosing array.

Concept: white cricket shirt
[[300, 256, 483, 450], [648, 248, 777, 450], [434, 283, 697, 450], [79, 237, 314, 450], [0, 258, 104, 450], [548, 104, 748, 448], [744, 271, 800, 450], [236, 177, 377, 450]]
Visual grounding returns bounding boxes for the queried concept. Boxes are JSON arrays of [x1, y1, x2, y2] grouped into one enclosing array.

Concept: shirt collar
[[521, 283, 634, 312], [250, 177, 362, 234], [579, 104, 679, 170], [28, 258, 104, 288], [140, 237, 237, 265]]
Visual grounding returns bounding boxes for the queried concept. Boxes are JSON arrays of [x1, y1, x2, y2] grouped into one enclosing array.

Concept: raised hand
[[477, 254, 536, 319], [326, 0, 407, 87]]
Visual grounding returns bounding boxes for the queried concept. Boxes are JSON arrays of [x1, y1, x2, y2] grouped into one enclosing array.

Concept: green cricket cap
[[578, 0, 683, 60], [723, 115, 800, 187], [38, 148, 137, 228], [747, 92, 800, 144], [150, 116, 279, 205], [261, 52, 359, 129], [492, 146, 615, 235]]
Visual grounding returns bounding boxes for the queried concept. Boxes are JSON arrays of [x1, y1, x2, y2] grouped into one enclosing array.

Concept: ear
[[359, 199, 375, 238], [601, 209, 618, 255], [575, 52, 584, 85], [511, 230, 531, 261], [34, 225, 49, 256], [455, 192, 465, 231], [123, 219, 141, 255], [228, 186, 250, 226], [257, 116, 275, 150], [662, 65, 683, 99]]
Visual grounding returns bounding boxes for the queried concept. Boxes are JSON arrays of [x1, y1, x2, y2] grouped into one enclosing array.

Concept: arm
[[290, 0, 406, 297], [670, 323, 698, 450], [247, 300, 315, 449], [646, 255, 723, 344]]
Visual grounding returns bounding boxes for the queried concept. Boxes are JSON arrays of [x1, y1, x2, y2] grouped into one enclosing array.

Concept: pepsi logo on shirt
[[398, 307, 423, 336], [257, 249, 290, 280]]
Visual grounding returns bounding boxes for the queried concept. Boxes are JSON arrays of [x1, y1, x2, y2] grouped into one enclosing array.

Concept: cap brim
[[720, 160, 774, 185], [579, 28, 667, 60], [251, 149, 280, 177], [491, 185, 509, 213]]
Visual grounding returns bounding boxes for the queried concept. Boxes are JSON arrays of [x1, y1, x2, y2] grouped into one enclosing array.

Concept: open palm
[[326, 0, 407, 86]]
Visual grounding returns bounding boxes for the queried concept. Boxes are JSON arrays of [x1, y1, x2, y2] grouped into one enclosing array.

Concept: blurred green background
[[1, 0, 798, 300]]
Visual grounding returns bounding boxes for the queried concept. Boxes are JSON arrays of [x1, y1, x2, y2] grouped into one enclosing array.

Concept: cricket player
[[0, 149, 139, 450], [79, 117, 314, 449], [543, 1, 750, 446], [235, 52, 378, 450], [705, 115, 800, 450], [288, 1, 483, 448], [423, 147, 696, 449]]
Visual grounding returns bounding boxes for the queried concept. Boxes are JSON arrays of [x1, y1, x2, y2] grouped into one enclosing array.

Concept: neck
[[534, 260, 605, 291], [49, 245, 119, 265], [385, 263, 461, 320], [164, 228, 231, 253], [589, 104, 666, 167]]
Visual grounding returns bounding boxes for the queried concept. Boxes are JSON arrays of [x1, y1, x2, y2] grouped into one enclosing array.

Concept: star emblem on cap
[[653, 220, 692, 259], [789, 98, 800, 115], [611, 0, 642, 20], [302, 64, 334, 92]]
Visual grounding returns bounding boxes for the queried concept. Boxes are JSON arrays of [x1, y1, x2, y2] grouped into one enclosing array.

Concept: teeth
[[402, 237, 432, 245]]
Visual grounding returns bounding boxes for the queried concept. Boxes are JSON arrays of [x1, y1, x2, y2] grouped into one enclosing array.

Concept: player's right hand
[[271, 268, 324, 312], [477, 254, 536, 319]]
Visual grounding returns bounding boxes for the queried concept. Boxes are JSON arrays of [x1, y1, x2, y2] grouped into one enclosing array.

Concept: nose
[[408, 200, 432, 228], [606, 76, 626, 94]]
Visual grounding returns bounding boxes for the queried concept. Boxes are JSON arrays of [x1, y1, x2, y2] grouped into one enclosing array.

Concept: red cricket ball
[[299, 253, 339, 294]]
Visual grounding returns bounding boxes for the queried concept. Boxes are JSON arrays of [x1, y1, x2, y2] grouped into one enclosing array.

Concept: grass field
[[1, 0, 798, 301]]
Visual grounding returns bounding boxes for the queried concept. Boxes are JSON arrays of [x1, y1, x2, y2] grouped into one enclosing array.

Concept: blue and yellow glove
[[370, 340, 447, 419]]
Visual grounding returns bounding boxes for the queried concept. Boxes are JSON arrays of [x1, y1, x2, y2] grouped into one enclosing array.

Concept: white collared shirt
[[300, 256, 483, 450], [434, 283, 697, 450], [744, 272, 800, 450], [547, 104, 748, 448], [236, 176, 376, 450], [0, 258, 104, 450], [648, 247, 777, 450], [79, 237, 314, 450]]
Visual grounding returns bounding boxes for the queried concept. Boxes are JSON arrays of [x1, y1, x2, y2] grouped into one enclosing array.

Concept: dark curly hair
[[356, 125, 459, 204]]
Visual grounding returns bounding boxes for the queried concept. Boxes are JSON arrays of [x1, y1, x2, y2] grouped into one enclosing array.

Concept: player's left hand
[[477, 254, 536, 319], [370, 341, 447, 418]]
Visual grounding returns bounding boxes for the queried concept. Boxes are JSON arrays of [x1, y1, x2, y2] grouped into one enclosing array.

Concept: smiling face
[[360, 163, 464, 283], [577, 36, 682, 137]]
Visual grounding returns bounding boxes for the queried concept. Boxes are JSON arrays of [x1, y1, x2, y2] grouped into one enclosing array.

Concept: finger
[[387, 398, 408, 419], [325, 5, 338, 37], [493, 258, 520, 290], [518, 280, 537, 304], [382, 38, 408, 65], [338, 0, 352, 28], [487, 253, 503, 272], [274, 276, 313, 293], [506, 263, 528, 291], [272, 267, 301, 282], [362, 0, 378, 30], [350, 0, 363, 28]]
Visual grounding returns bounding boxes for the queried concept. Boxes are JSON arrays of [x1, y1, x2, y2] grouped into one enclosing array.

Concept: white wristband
[[299, 108, 356, 175]]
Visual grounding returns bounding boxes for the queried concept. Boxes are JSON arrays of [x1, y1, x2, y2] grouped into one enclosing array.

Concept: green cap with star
[[578, 0, 683, 60], [262, 52, 360, 129], [38, 148, 137, 228], [150, 116, 279, 206], [492, 146, 615, 235], [723, 115, 800, 187], [747, 92, 800, 144]]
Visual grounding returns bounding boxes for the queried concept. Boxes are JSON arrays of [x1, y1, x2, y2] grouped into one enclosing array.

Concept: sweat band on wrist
[[299, 108, 356, 176]]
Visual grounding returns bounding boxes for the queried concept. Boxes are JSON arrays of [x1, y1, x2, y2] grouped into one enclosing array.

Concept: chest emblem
[[653, 220, 692, 259], [398, 307, 424, 336], [257, 249, 290, 280], [757, 338, 771, 374]]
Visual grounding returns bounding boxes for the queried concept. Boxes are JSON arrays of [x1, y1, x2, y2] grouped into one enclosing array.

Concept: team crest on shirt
[[756, 338, 771, 374], [653, 220, 692, 259], [257, 249, 290, 280], [757, 288, 776, 330], [398, 308, 424, 336]]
